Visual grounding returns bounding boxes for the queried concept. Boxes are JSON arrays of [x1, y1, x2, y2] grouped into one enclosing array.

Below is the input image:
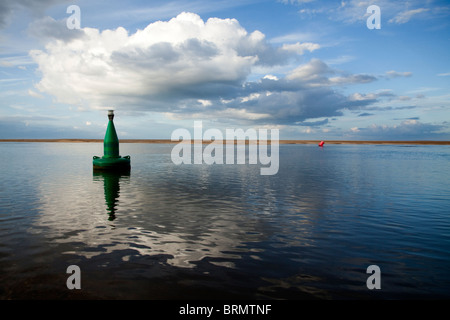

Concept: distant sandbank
[[1, 139, 449, 145]]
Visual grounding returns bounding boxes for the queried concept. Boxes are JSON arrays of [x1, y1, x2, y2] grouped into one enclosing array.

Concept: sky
[[0, 0, 449, 140]]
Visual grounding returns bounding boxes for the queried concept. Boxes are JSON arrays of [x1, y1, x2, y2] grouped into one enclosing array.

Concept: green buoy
[[93, 110, 130, 171]]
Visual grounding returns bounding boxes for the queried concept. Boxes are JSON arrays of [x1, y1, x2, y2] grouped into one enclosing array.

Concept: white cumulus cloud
[[29, 12, 385, 127], [30, 12, 287, 110]]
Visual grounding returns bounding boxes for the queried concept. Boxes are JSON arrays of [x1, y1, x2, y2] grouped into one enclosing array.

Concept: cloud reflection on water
[[32, 145, 325, 271]]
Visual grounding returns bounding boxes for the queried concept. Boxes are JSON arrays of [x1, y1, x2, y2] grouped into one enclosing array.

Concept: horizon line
[[1, 139, 449, 145]]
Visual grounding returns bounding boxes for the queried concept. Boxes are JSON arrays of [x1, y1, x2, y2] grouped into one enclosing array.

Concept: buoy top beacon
[[318, 141, 324, 147], [93, 110, 131, 171]]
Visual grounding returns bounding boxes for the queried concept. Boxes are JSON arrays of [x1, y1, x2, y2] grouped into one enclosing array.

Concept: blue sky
[[1, 0, 449, 140]]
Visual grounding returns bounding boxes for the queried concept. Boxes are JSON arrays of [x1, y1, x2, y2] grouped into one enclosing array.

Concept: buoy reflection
[[93, 170, 130, 221]]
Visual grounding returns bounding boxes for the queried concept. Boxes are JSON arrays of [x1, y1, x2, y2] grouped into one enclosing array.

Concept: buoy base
[[93, 155, 130, 171]]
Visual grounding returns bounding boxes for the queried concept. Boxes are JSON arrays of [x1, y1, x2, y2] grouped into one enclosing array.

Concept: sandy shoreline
[[0, 139, 449, 145]]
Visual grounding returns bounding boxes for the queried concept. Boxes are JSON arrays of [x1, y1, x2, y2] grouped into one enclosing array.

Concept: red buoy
[[318, 141, 324, 147]]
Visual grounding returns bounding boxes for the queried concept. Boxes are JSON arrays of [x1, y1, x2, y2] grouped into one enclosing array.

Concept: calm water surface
[[0, 142, 449, 299]]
